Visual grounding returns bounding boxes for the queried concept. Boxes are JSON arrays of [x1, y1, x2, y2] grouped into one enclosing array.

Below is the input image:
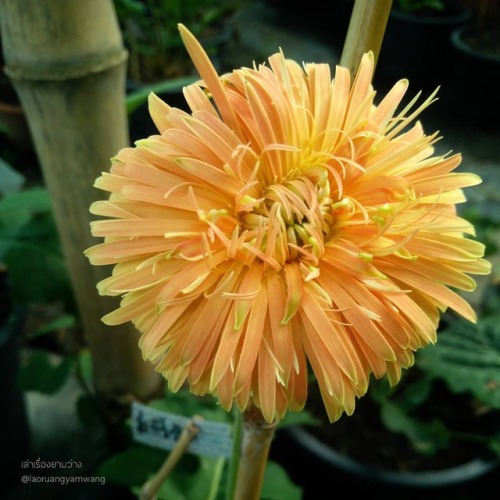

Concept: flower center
[[239, 168, 335, 267]]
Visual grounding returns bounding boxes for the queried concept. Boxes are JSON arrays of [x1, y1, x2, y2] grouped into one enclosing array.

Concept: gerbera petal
[[178, 23, 241, 136], [233, 276, 268, 396], [300, 291, 362, 384], [175, 157, 243, 197], [267, 270, 294, 385], [148, 92, 173, 133], [256, 326, 278, 423]]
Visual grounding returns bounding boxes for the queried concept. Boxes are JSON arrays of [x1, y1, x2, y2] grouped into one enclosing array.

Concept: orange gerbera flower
[[85, 25, 491, 423]]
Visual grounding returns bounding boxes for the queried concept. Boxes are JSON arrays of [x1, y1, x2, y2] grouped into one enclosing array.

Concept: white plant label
[[131, 402, 233, 458]]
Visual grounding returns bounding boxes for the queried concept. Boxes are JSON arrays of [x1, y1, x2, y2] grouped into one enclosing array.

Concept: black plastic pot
[[375, 4, 471, 93], [448, 26, 500, 125], [270, 425, 499, 499]]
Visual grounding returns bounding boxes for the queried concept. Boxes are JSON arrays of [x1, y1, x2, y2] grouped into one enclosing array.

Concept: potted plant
[[113, 0, 238, 141], [271, 277, 500, 498], [449, 0, 500, 124], [376, 0, 471, 92], [114, 0, 237, 84]]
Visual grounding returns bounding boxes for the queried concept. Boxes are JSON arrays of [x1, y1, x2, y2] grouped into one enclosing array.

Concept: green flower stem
[[140, 416, 202, 500], [226, 408, 243, 500], [340, 0, 393, 75], [208, 457, 226, 500], [233, 404, 278, 500]]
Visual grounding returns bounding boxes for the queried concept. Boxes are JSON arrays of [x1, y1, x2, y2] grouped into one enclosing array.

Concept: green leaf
[[31, 313, 76, 337], [488, 434, 500, 454], [393, 374, 433, 411], [0, 189, 68, 305], [277, 408, 321, 429], [380, 401, 450, 456], [148, 389, 233, 424], [417, 318, 500, 409], [2, 212, 72, 304], [367, 375, 394, 403], [97, 444, 166, 488], [155, 455, 225, 500], [4, 242, 70, 303], [0, 187, 53, 262], [369, 372, 431, 409], [17, 350, 75, 395], [261, 460, 302, 500], [0, 187, 52, 218], [126, 77, 198, 114], [77, 348, 94, 389], [0, 157, 25, 196]]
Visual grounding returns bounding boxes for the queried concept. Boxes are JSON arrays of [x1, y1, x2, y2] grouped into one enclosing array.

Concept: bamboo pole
[[340, 0, 393, 75], [0, 0, 162, 417]]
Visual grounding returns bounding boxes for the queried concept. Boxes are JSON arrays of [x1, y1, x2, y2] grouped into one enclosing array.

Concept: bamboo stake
[[0, 0, 162, 416], [340, 0, 393, 75], [140, 417, 202, 500]]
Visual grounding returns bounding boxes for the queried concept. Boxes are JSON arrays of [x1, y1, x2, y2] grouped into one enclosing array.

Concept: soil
[[304, 369, 499, 472]]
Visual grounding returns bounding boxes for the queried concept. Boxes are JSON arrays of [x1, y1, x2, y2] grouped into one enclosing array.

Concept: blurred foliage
[[16, 349, 75, 395], [113, 0, 239, 81], [0, 187, 73, 307]]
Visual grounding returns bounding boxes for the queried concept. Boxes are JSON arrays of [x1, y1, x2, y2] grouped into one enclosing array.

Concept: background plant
[[114, 0, 238, 81]]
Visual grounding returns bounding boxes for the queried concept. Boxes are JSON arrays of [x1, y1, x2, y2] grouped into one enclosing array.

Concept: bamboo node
[[4, 48, 128, 82]]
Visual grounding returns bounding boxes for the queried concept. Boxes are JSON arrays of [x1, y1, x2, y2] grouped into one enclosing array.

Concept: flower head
[[85, 25, 491, 423]]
